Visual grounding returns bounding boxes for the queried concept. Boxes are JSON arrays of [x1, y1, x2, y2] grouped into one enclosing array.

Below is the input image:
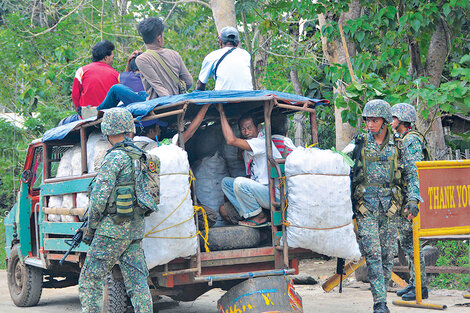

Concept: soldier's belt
[[363, 182, 392, 188]]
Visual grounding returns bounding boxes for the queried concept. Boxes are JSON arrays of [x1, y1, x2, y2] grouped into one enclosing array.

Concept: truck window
[[31, 146, 43, 190]]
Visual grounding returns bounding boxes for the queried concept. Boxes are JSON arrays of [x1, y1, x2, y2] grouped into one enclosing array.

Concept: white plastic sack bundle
[[193, 151, 228, 212], [47, 146, 76, 222], [285, 147, 361, 260], [86, 132, 109, 173], [143, 144, 198, 269]]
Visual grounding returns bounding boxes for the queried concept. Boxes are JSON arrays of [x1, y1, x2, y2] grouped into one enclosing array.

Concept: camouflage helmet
[[362, 99, 392, 123], [392, 103, 416, 123], [101, 108, 135, 135]]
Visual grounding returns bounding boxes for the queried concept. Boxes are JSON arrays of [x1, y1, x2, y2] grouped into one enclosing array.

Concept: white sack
[[193, 151, 228, 211], [86, 132, 109, 173], [47, 146, 75, 222], [285, 147, 361, 260], [143, 145, 198, 269]]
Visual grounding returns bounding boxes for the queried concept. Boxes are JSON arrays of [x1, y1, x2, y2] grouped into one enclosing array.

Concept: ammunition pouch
[[386, 200, 398, 217], [386, 185, 403, 217]]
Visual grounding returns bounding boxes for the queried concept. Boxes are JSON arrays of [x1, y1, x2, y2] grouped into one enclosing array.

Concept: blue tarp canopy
[[43, 90, 328, 142]]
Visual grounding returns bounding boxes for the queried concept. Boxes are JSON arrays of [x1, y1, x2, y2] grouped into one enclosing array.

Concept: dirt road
[[1, 260, 468, 312]]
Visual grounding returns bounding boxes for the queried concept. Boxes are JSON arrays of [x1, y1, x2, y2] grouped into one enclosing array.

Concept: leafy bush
[[430, 240, 469, 290]]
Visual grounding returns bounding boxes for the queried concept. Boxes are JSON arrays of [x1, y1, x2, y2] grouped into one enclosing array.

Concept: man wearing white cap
[[196, 26, 253, 91]]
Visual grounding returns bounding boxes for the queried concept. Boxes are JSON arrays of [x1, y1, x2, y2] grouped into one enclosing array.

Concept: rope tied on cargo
[[144, 170, 211, 252], [277, 176, 352, 231], [286, 172, 350, 178]]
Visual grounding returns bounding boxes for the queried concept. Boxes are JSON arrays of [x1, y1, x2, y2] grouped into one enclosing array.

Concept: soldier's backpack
[[402, 130, 432, 161], [107, 141, 160, 217]]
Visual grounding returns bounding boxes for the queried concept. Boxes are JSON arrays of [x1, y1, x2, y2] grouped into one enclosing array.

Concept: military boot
[[402, 287, 429, 301], [397, 285, 414, 296], [373, 302, 390, 313]]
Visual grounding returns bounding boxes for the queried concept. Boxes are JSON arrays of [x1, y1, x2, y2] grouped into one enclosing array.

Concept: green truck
[[4, 90, 328, 312]]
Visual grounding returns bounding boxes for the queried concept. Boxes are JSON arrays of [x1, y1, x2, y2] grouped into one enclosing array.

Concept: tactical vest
[[100, 142, 160, 222], [351, 132, 403, 217], [394, 130, 431, 161]]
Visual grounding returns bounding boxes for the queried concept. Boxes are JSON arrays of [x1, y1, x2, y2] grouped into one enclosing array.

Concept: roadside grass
[[429, 240, 469, 290], [0, 217, 5, 269]]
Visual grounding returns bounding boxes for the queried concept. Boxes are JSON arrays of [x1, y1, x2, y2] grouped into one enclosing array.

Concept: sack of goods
[[285, 147, 361, 260], [47, 132, 108, 222], [193, 151, 229, 215], [143, 144, 198, 269]]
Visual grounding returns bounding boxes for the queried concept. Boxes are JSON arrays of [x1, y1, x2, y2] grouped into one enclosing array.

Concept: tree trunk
[[253, 27, 271, 89], [419, 17, 449, 159], [209, 0, 236, 32], [318, 0, 362, 150]]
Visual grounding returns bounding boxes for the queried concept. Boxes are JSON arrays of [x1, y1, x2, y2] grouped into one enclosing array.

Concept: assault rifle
[[59, 214, 88, 265]]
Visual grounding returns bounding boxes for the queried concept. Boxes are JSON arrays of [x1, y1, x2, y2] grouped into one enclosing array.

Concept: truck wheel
[[7, 245, 43, 307], [204, 226, 261, 251], [103, 274, 133, 313]]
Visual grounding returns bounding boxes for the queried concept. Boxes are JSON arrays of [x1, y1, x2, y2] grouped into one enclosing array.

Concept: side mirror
[[21, 170, 33, 184]]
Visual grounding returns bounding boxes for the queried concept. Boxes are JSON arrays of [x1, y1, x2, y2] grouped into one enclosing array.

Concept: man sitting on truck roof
[[196, 26, 253, 91], [72, 40, 119, 114], [136, 17, 193, 99], [217, 104, 281, 227]]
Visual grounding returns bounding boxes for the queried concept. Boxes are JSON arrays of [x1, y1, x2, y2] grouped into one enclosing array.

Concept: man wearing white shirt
[[216, 104, 281, 227], [196, 26, 253, 91]]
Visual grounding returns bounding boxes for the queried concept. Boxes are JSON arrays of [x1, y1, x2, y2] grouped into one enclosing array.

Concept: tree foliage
[[310, 0, 469, 132], [0, 0, 469, 213]]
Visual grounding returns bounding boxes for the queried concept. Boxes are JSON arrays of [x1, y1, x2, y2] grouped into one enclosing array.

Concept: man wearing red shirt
[[72, 40, 119, 113]]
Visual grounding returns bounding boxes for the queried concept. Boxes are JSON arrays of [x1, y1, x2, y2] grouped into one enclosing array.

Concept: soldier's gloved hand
[[82, 227, 95, 246], [404, 200, 419, 221]]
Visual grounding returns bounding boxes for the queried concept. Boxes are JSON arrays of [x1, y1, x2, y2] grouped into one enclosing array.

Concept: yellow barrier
[[393, 160, 470, 310]]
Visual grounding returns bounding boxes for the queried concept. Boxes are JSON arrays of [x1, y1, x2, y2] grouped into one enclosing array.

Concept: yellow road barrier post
[[393, 160, 470, 310]]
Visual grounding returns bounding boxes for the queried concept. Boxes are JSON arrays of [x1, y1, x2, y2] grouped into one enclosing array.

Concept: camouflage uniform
[[352, 100, 421, 306], [392, 103, 426, 289], [78, 108, 157, 313]]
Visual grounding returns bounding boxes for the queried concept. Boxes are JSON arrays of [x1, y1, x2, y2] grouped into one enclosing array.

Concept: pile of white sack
[[143, 144, 198, 269], [47, 132, 108, 222], [285, 147, 361, 260]]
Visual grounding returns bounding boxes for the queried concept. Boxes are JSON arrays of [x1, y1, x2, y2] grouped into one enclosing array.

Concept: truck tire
[[204, 226, 261, 251], [103, 274, 133, 313], [7, 245, 43, 307]]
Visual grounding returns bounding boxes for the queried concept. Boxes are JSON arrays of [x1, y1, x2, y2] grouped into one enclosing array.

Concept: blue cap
[[136, 118, 168, 128], [219, 26, 239, 44]]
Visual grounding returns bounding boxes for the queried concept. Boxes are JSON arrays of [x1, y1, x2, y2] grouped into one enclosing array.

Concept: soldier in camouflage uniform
[[350, 100, 421, 313], [391, 102, 428, 301], [78, 108, 158, 313]]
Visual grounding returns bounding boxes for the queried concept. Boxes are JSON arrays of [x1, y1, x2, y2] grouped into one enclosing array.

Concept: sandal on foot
[[238, 219, 270, 228]]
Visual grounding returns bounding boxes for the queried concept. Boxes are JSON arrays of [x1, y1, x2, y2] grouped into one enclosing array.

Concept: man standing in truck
[[217, 104, 280, 227], [78, 108, 157, 313]]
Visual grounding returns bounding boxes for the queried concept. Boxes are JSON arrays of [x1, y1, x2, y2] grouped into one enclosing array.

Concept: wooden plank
[[272, 211, 283, 226], [393, 265, 469, 274], [41, 177, 94, 196], [201, 255, 275, 268], [42, 221, 82, 235], [44, 238, 89, 252], [200, 247, 273, 261], [270, 164, 285, 178]]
